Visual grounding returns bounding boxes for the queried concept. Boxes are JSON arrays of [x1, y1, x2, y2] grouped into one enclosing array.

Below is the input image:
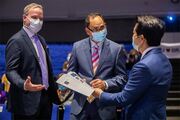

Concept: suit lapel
[[95, 39, 110, 75], [83, 39, 93, 75], [22, 29, 39, 62]]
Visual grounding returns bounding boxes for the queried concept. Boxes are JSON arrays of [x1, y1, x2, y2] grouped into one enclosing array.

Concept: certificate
[[56, 71, 94, 97]]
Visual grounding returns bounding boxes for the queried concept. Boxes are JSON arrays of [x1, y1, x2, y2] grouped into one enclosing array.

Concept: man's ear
[[23, 14, 30, 27], [85, 27, 92, 36], [140, 34, 145, 40], [140, 34, 147, 45], [23, 14, 26, 23]]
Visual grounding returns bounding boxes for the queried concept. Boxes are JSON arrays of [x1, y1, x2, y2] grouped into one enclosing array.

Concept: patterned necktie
[[33, 35, 49, 90], [92, 44, 99, 74]]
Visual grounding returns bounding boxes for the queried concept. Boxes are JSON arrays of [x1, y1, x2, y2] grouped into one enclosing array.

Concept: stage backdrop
[[0, 43, 133, 77], [0, 44, 73, 77]]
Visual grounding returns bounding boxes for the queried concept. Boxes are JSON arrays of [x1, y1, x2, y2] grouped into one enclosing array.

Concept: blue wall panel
[[0, 43, 132, 77], [0, 44, 73, 77]]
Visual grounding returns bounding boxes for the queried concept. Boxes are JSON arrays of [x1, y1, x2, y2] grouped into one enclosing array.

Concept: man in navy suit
[[93, 16, 173, 120], [5, 3, 59, 120], [68, 12, 127, 120]]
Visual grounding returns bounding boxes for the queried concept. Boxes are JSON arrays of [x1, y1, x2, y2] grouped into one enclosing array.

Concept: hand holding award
[[56, 71, 95, 103]]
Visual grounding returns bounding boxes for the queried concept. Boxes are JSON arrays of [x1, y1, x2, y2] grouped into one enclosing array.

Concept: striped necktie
[[92, 44, 99, 74]]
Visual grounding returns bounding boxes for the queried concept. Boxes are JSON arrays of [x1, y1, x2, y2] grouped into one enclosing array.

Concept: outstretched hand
[[24, 76, 45, 91]]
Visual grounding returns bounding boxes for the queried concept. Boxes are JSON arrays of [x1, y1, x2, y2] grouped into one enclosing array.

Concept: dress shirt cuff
[[99, 91, 103, 99], [104, 81, 108, 90]]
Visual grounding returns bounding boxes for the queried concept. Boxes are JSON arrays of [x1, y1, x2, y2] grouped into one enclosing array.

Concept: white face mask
[[28, 17, 43, 33]]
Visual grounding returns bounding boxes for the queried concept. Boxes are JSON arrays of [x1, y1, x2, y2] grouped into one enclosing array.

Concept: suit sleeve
[[67, 43, 78, 72], [105, 46, 127, 92], [5, 39, 25, 89], [100, 63, 152, 107]]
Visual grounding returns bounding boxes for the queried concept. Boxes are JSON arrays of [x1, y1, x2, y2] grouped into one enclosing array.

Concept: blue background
[[0, 43, 132, 77]]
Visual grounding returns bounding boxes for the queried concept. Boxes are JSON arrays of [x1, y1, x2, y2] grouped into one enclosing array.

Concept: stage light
[[166, 15, 176, 22], [168, 16, 173, 21]]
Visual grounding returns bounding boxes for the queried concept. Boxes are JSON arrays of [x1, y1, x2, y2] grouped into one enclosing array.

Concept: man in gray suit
[[68, 12, 127, 120]]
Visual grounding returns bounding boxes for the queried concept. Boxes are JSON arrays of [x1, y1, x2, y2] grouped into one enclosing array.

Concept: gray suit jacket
[[68, 38, 127, 119]]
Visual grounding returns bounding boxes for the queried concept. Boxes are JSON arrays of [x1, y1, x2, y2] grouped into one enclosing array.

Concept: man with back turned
[[93, 15, 173, 120]]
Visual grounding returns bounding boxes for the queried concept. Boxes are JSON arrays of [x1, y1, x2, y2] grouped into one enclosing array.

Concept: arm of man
[[96, 63, 152, 107], [105, 46, 127, 92], [67, 43, 78, 73], [6, 39, 44, 91], [6, 39, 25, 89]]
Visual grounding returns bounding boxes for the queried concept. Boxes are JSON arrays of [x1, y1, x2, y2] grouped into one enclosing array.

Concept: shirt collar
[[90, 39, 103, 48], [141, 46, 159, 59], [23, 26, 34, 39]]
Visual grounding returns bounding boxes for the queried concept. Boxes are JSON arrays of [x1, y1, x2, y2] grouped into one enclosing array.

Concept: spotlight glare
[[169, 16, 173, 21], [167, 15, 176, 22]]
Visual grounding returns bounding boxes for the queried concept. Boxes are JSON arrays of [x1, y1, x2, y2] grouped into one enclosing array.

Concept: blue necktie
[[33, 35, 49, 90]]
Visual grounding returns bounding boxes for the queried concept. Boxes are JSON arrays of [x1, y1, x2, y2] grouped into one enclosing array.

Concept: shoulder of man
[[7, 29, 26, 45], [106, 38, 123, 49], [73, 37, 89, 47]]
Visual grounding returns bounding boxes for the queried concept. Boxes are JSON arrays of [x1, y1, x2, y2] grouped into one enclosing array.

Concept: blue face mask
[[92, 28, 107, 42], [132, 38, 139, 51]]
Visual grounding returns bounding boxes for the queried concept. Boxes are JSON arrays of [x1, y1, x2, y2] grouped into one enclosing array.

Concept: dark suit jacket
[[5, 29, 59, 115], [68, 38, 127, 120], [100, 48, 173, 120]]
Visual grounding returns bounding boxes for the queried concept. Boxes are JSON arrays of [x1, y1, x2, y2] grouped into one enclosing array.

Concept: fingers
[[27, 76, 31, 80], [92, 82, 101, 88], [30, 84, 45, 91], [25, 76, 31, 84], [24, 76, 32, 91], [92, 88, 103, 98], [90, 79, 100, 86], [90, 80, 98, 88], [90, 79, 97, 85], [90, 79, 105, 89], [24, 76, 45, 91]]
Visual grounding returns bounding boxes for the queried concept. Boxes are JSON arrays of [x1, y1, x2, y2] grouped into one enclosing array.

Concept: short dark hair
[[85, 12, 105, 27], [135, 16, 165, 46]]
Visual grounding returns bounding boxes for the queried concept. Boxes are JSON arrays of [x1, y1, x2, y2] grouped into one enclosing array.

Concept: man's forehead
[[89, 16, 104, 26], [28, 7, 43, 15]]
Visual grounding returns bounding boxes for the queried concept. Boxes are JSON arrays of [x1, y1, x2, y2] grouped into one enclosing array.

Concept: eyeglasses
[[88, 24, 106, 32]]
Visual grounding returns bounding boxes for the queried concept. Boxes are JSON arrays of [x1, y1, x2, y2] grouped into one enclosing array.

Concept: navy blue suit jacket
[[5, 29, 59, 115], [68, 38, 127, 119], [100, 48, 173, 120]]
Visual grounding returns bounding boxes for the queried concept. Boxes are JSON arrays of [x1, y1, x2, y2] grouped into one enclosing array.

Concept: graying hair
[[23, 3, 43, 15]]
